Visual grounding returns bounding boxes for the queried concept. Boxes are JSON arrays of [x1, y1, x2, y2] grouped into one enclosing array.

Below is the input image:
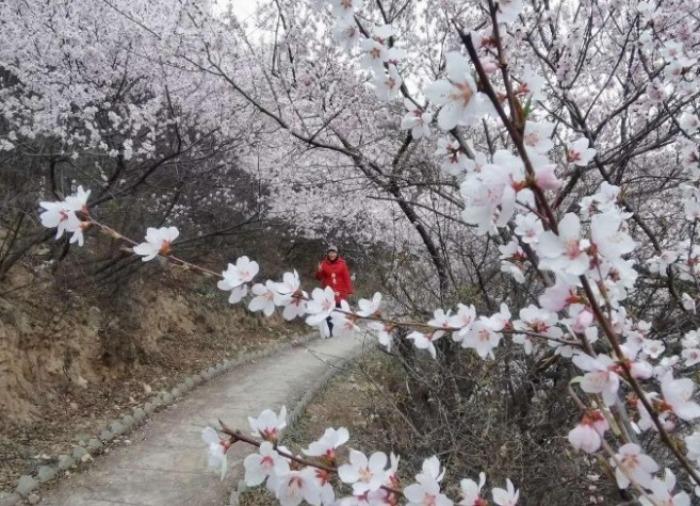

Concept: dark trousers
[[326, 301, 342, 337]]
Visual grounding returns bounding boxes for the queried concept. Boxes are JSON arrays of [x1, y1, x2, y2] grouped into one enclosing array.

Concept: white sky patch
[[213, 0, 273, 41], [212, 0, 258, 21]]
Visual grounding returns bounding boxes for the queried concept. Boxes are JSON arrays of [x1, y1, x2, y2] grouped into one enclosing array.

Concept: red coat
[[315, 257, 353, 302]]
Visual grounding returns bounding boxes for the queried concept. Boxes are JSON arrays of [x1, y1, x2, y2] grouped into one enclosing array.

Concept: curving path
[[39, 336, 364, 506]]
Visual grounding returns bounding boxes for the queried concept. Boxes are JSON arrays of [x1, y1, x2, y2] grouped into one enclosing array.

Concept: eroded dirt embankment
[[0, 263, 299, 491]]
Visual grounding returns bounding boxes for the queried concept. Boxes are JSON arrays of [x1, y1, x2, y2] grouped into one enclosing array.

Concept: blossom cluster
[[38, 187, 91, 247], [201, 406, 519, 506]]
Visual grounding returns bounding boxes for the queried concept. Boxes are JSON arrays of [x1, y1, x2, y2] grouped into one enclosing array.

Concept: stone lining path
[[39, 336, 364, 506]]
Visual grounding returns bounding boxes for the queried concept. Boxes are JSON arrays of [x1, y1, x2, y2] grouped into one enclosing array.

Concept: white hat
[[327, 244, 338, 252]]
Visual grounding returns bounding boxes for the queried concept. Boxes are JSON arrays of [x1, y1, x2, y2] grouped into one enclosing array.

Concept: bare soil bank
[[0, 263, 300, 492]]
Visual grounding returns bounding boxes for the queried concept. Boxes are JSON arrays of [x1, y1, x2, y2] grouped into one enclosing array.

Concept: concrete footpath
[[39, 336, 364, 506]]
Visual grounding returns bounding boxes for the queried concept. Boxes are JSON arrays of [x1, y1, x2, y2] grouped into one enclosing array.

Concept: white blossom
[[305, 287, 338, 326], [425, 51, 490, 130], [274, 467, 322, 506], [567, 410, 608, 453], [639, 469, 691, 506], [458, 472, 486, 506], [248, 281, 277, 317], [492, 479, 519, 506], [404, 477, 453, 506], [357, 292, 382, 317], [243, 441, 290, 487], [249, 406, 287, 441], [338, 450, 388, 495], [537, 213, 591, 278], [611, 443, 659, 489], [572, 353, 620, 406], [303, 427, 350, 458], [661, 373, 700, 421], [400, 100, 432, 139], [566, 138, 596, 166], [407, 330, 442, 359], [133, 226, 179, 261], [201, 427, 228, 480]]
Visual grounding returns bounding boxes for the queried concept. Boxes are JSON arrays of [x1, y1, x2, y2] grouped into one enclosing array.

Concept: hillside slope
[[0, 262, 301, 492]]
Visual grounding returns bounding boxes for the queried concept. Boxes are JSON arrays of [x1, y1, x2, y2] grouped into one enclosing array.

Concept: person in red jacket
[[315, 245, 353, 336]]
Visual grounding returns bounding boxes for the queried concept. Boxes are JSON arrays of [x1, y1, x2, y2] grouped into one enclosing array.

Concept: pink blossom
[[534, 164, 562, 191], [538, 277, 579, 312], [513, 305, 562, 354], [373, 65, 403, 102], [567, 138, 596, 166], [218, 256, 259, 303], [590, 210, 637, 260], [570, 308, 593, 334], [682, 348, 700, 367], [661, 373, 700, 421], [329, 301, 360, 338], [39, 200, 83, 243], [537, 213, 591, 277], [427, 309, 453, 341], [567, 410, 608, 453], [572, 353, 621, 406], [636, 393, 675, 433], [611, 443, 659, 489], [368, 321, 393, 350], [639, 469, 691, 506]]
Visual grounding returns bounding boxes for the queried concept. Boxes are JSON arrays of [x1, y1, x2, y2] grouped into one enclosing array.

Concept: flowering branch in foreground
[[204, 406, 516, 506], [39, 179, 699, 504]]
